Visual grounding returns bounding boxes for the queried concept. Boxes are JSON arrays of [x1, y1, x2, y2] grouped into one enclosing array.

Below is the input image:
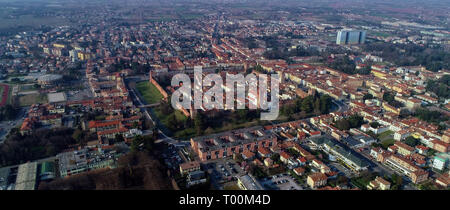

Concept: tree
[[72, 129, 84, 143], [319, 95, 332, 114], [0, 105, 18, 121], [426, 75, 450, 99], [370, 122, 380, 128], [335, 115, 364, 131], [204, 127, 214, 135], [130, 135, 154, 153], [0, 128, 76, 167], [383, 91, 395, 104], [270, 153, 280, 162], [335, 119, 351, 130], [160, 100, 173, 115], [404, 136, 420, 147], [337, 175, 348, 185], [301, 96, 313, 113], [167, 114, 178, 130], [115, 134, 125, 143], [363, 93, 374, 101], [194, 113, 204, 135], [237, 109, 248, 121]]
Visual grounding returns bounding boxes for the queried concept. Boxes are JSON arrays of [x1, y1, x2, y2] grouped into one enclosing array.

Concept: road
[[0, 107, 27, 143], [358, 149, 418, 190], [332, 99, 350, 113]]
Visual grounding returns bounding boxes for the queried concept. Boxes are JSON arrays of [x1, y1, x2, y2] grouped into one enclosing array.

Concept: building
[[336, 30, 366, 45], [433, 153, 450, 171], [307, 172, 328, 189], [39, 161, 56, 181], [37, 74, 63, 86], [384, 154, 428, 184], [257, 147, 272, 158], [179, 161, 201, 175], [293, 167, 305, 176], [57, 147, 120, 177], [186, 170, 207, 188], [367, 176, 391, 190], [436, 173, 449, 188], [394, 130, 411, 141], [315, 138, 370, 172], [394, 141, 415, 156], [237, 174, 264, 190], [280, 151, 293, 165], [190, 126, 277, 162], [442, 129, 450, 144], [47, 92, 67, 104], [432, 140, 450, 153], [15, 162, 38, 190]]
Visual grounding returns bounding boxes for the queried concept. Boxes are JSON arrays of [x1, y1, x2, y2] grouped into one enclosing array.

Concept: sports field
[[0, 84, 9, 107]]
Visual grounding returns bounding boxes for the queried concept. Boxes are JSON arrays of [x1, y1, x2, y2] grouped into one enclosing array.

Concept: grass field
[[136, 81, 164, 104], [19, 84, 38, 92], [381, 138, 396, 149], [377, 130, 394, 141], [18, 93, 47, 107]]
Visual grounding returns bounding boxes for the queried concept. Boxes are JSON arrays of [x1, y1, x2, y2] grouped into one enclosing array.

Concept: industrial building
[[336, 30, 366, 45]]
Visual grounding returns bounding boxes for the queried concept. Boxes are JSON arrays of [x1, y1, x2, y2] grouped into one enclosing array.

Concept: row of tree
[[0, 104, 18, 121], [383, 91, 404, 108], [363, 42, 450, 72], [426, 75, 450, 99], [280, 94, 333, 117], [414, 108, 449, 125], [39, 151, 172, 190], [0, 128, 78, 167], [334, 115, 364, 131]]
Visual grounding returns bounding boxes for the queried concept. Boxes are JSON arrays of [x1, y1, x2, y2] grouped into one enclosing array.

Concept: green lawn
[[381, 138, 396, 149], [377, 130, 394, 140], [154, 108, 187, 125], [154, 106, 190, 137], [136, 81, 164, 104], [19, 84, 37, 92]]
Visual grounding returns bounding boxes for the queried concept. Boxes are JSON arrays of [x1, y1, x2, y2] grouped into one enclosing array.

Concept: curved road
[[126, 78, 189, 147]]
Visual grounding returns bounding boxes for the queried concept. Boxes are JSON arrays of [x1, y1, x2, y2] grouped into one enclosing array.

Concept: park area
[[136, 81, 164, 104]]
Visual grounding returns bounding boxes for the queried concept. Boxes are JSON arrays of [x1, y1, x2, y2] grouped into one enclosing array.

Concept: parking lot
[[0, 107, 27, 143], [204, 158, 244, 189], [67, 87, 93, 101], [261, 174, 303, 190], [162, 144, 184, 171], [329, 162, 356, 178]]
